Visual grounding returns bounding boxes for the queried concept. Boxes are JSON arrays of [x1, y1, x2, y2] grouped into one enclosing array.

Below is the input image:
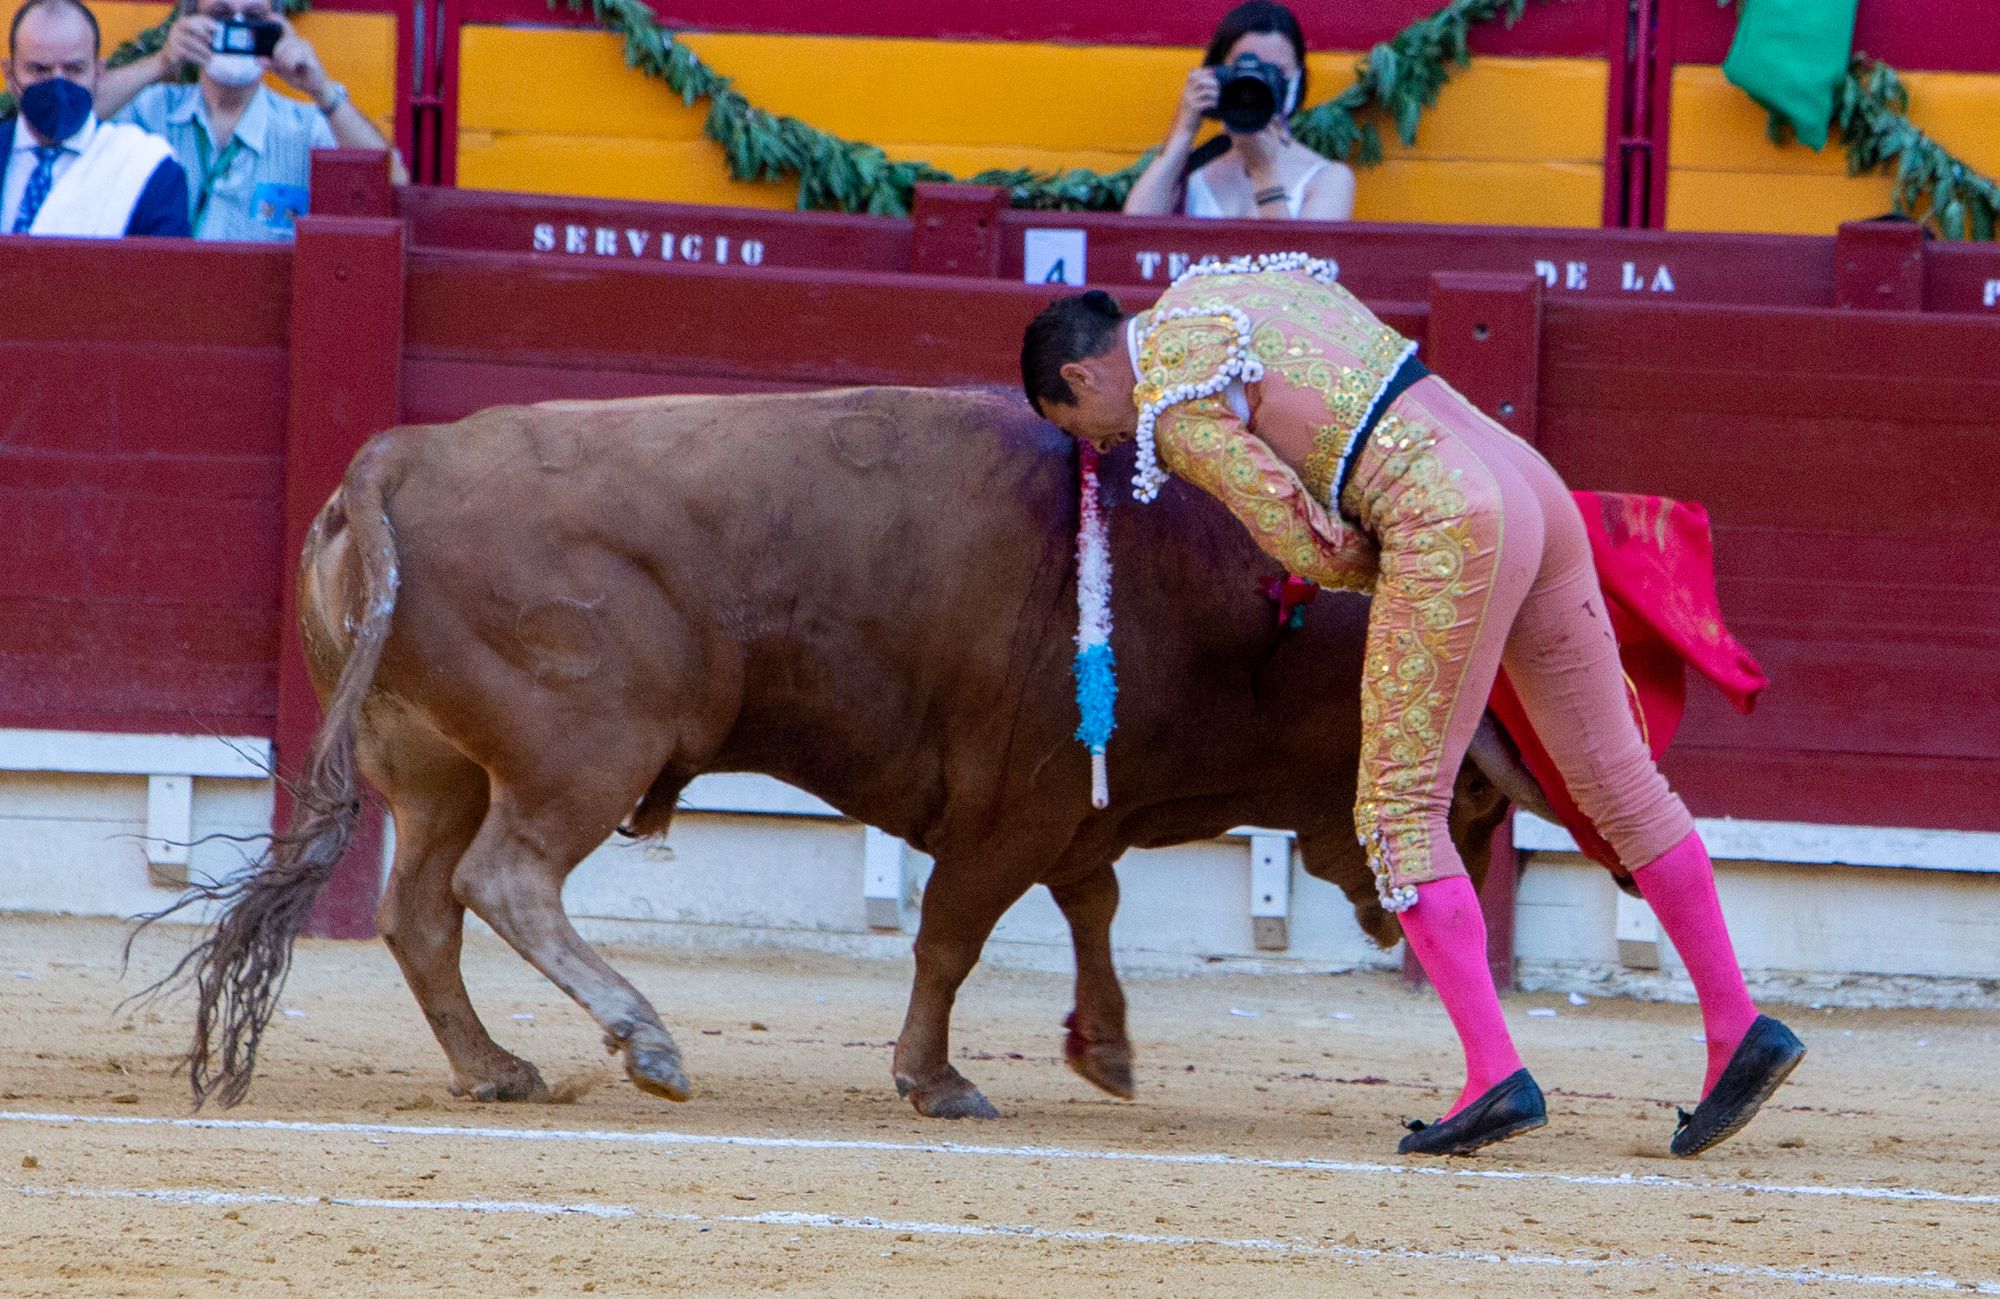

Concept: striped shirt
[[114, 82, 334, 242]]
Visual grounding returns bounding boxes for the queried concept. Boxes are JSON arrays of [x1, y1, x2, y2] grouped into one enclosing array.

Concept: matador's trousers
[[1339, 376, 1696, 912]]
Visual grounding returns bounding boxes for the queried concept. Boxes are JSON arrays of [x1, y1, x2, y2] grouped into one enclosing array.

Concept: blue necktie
[[11, 145, 64, 234]]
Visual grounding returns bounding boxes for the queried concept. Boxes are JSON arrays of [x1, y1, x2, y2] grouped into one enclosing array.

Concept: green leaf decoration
[[1823, 54, 1999, 239], [8, 0, 1989, 239], [563, 0, 1565, 213]]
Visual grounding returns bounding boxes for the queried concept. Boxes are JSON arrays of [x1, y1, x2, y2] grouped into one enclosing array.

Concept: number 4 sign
[[1024, 229, 1088, 286]]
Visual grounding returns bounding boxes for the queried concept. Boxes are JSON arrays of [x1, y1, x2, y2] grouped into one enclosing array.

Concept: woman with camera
[[1123, 1, 1354, 222]]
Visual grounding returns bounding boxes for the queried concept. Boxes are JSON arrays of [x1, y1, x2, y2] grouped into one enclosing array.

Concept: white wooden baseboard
[[1514, 811, 2000, 874]]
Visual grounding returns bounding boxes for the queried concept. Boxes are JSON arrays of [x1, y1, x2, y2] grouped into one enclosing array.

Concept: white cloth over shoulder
[[26, 118, 172, 237]]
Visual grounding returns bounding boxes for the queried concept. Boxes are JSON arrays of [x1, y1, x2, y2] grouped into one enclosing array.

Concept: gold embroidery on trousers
[[1348, 413, 1478, 913]]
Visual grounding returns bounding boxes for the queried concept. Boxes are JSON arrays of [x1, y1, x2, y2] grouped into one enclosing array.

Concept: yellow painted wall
[[92, 3, 397, 138], [1666, 65, 2000, 234], [456, 26, 1607, 226], [62, 15, 2000, 234]]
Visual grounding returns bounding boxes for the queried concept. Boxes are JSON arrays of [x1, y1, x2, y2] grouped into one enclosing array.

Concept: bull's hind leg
[[1050, 861, 1135, 1101], [451, 785, 691, 1102], [367, 713, 550, 1101]]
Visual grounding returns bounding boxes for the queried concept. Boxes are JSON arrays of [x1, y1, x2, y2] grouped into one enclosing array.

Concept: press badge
[[251, 182, 310, 233]]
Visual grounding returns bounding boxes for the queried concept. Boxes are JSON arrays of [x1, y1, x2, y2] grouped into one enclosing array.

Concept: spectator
[[2, 0, 189, 236], [96, 0, 405, 241], [1123, 2, 1354, 222]]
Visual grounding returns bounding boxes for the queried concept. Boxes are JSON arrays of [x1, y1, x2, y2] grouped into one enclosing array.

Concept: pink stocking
[[1632, 830, 1760, 1096], [1400, 875, 1525, 1117]]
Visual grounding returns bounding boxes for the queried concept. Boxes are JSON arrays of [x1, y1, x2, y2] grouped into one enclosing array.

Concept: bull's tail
[[130, 446, 404, 1109]]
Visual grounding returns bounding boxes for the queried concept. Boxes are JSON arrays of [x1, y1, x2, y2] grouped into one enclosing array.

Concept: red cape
[[1488, 492, 1767, 874]]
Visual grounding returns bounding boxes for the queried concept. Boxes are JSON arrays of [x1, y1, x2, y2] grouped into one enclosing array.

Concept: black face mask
[[18, 76, 93, 144]]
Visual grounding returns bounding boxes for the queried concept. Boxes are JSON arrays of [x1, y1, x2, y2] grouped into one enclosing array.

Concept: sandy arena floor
[[1, 913, 1994, 1297]]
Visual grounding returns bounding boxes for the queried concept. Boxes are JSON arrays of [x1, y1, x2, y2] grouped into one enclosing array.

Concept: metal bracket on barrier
[[1248, 831, 1292, 951], [863, 827, 906, 931], [0, 730, 273, 888], [1615, 890, 1661, 969], [145, 775, 194, 881]]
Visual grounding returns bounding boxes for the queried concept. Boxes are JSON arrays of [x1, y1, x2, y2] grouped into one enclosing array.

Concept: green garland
[[1291, 0, 1536, 166], [579, 0, 1999, 238], [1715, 0, 1996, 240], [569, 0, 1541, 215], [6, 0, 1990, 239], [1836, 57, 1998, 241]]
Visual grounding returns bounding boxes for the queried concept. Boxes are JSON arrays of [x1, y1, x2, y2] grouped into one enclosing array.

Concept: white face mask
[[204, 54, 265, 88]]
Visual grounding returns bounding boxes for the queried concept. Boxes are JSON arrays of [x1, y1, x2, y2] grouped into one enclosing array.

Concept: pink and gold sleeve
[[1152, 391, 1379, 593]]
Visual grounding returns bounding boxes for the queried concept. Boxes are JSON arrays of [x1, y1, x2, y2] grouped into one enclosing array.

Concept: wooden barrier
[[0, 238, 289, 738], [4, 163, 1997, 935], [397, 185, 912, 270], [353, 162, 2000, 316], [1535, 297, 2000, 833]]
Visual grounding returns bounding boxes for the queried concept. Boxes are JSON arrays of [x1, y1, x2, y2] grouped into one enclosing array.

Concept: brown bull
[[151, 386, 1527, 1116]]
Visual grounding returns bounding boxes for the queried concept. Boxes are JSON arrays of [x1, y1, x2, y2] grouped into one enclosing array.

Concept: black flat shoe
[[1671, 1014, 1806, 1158], [1398, 1068, 1547, 1156]]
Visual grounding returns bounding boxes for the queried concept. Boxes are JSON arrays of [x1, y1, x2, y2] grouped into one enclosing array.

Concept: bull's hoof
[[895, 1068, 1000, 1120], [450, 1056, 551, 1103], [1064, 1012, 1136, 1100], [623, 1035, 692, 1103]]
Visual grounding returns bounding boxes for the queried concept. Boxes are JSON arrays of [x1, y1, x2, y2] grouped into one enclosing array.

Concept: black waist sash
[[1334, 350, 1430, 517]]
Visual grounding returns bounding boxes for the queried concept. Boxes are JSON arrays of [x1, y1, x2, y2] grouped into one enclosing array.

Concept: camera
[[1207, 53, 1292, 134], [211, 17, 282, 58]]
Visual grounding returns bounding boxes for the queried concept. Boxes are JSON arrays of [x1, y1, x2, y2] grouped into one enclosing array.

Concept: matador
[[1021, 255, 1803, 1157]]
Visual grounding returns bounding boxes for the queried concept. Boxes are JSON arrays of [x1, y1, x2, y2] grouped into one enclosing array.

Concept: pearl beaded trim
[[1380, 882, 1420, 913], [1130, 302, 1259, 502], [1129, 253, 1343, 504]]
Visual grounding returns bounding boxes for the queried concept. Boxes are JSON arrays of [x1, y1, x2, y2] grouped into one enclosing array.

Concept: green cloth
[[1722, 0, 1860, 151]]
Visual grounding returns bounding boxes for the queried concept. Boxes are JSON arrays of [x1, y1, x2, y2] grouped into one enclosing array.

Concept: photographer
[[94, 0, 405, 241], [1123, 2, 1353, 222]]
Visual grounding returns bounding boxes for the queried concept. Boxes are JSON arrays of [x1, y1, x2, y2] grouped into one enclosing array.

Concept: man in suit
[[2, 0, 189, 236]]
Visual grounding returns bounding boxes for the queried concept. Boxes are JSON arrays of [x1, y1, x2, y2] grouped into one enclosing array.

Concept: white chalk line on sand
[[3, 1109, 1993, 1209], [11, 1182, 1998, 1294]]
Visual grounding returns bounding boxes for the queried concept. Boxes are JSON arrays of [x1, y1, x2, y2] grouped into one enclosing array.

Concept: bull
[[149, 387, 1534, 1116]]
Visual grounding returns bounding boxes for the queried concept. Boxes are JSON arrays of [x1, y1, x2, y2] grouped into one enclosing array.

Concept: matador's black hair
[[1021, 290, 1125, 414]]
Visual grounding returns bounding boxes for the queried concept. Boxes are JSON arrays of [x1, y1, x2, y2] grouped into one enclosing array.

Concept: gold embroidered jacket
[[1133, 268, 1412, 593]]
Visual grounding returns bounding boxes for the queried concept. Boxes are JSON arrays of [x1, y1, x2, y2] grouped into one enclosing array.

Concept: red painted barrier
[[1535, 297, 2000, 831], [0, 238, 289, 738], [375, 176, 2000, 318], [995, 204, 1876, 307], [454, 0, 1618, 57], [398, 185, 912, 271], [457, 0, 1997, 72], [5, 164, 1997, 938], [280, 216, 406, 937], [1664, 0, 2000, 75]]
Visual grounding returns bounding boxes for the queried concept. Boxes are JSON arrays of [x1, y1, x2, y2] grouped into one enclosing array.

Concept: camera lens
[[1213, 54, 1287, 133], [1217, 79, 1276, 133]]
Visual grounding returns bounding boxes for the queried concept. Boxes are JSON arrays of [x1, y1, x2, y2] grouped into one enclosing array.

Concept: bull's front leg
[[892, 856, 1033, 1119], [1050, 862, 1135, 1100]]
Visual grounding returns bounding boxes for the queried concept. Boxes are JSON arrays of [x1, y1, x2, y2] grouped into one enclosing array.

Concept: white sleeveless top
[[1184, 158, 1331, 220]]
